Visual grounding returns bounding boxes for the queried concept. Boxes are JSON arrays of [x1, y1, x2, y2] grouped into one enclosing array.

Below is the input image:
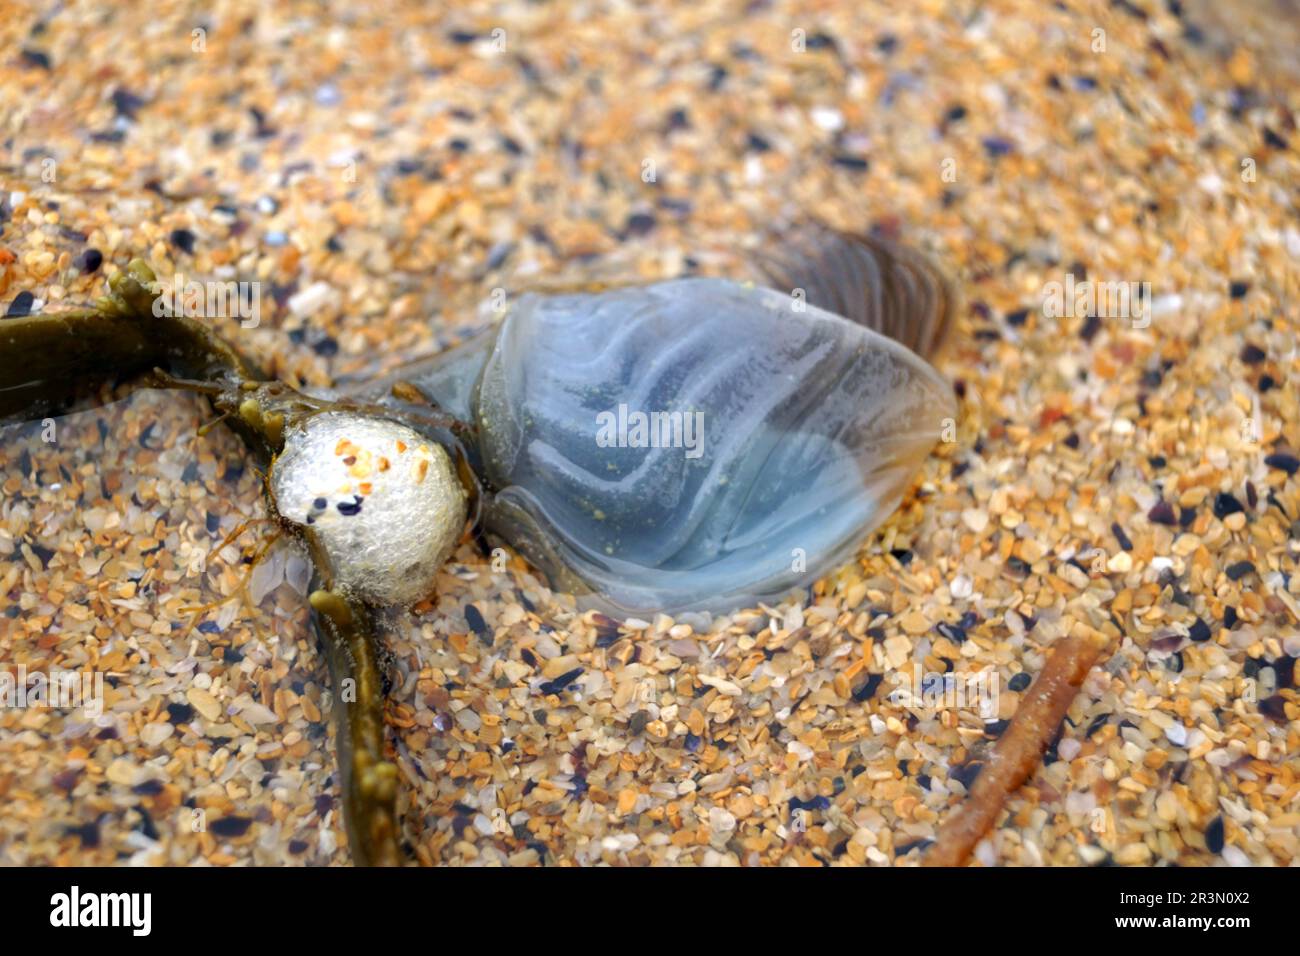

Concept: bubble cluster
[[271, 412, 467, 606]]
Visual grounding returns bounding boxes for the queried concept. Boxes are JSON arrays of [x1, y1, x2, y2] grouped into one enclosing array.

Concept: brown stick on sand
[[924, 622, 1113, 866]]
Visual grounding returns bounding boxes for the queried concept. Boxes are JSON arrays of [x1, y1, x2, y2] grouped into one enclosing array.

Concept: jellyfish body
[[359, 231, 957, 614]]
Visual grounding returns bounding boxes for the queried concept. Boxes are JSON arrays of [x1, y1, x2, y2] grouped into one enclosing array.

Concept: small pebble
[[76, 248, 103, 273], [1264, 452, 1300, 475], [5, 291, 35, 318], [169, 228, 197, 254], [1205, 815, 1225, 853], [1148, 500, 1177, 525], [1212, 492, 1244, 519]]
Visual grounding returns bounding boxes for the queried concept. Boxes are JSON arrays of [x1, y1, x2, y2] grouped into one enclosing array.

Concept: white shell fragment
[[271, 412, 467, 606]]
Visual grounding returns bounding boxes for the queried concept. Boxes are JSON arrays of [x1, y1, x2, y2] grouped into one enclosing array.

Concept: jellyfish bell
[[352, 227, 959, 616]]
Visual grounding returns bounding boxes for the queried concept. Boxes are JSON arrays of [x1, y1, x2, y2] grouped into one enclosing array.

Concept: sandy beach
[[0, 0, 1297, 866]]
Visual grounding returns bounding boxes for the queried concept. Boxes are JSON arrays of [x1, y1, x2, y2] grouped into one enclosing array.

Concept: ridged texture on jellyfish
[[271, 412, 466, 606], [473, 277, 955, 614]]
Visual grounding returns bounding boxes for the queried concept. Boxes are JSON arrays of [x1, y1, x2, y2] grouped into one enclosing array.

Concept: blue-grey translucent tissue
[[358, 272, 954, 615]]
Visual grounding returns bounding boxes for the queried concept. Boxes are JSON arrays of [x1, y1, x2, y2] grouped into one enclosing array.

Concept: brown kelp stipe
[[0, 260, 480, 865], [307, 587, 401, 867], [923, 623, 1113, 867]]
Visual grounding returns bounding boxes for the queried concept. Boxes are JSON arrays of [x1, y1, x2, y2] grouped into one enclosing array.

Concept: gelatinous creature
[[0, 227, 982, 865], [352, 230, 957, 615]]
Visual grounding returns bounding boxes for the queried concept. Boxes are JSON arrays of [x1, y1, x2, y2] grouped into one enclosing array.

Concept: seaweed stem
[[923, 623, 1113, 866], [309, 587, 402, 866], [1, 261, 417, 866]]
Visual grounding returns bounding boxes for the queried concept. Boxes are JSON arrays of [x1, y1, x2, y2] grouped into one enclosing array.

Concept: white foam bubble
[[271, 412, 467, 605]]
